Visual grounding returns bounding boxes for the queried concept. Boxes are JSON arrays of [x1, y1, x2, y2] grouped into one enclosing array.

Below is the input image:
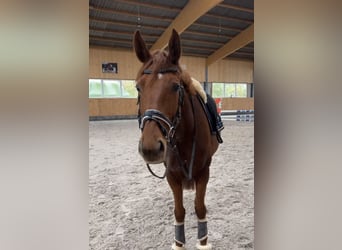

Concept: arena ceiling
[[89, 0, 254, 65]]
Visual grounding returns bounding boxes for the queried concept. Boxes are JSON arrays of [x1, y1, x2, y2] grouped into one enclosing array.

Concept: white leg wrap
[[172, 242, 186, 250], [198, 217, 207, 223], [196, 242, 212, 250], [174, 221, 184, 226]]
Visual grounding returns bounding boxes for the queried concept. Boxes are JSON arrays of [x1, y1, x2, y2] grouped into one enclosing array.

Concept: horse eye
[[172, 84, 180, 92], [136, 85, 141, 92]]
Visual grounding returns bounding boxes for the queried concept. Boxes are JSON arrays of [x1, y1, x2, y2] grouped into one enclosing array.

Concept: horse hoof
[[196, 242, 212, 250], [172, 242, 186, 250]]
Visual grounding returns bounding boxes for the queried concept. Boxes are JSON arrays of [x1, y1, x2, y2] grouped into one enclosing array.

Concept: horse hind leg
[[194, 168, 212, 250]]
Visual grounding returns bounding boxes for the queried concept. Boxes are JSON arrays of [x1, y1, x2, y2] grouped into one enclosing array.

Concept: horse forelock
[[136, 51, 166, 73], [135, 50, 197, 98]]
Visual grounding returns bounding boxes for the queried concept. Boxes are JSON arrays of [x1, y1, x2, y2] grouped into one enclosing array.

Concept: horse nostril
[[158, 140, 165, 152]]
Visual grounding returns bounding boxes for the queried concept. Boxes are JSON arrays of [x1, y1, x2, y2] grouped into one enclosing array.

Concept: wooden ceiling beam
[[206, 24, 254, 65], [230, 51, 254, 56], [217, 3, 254, 13], [151, 0, 223, 51]]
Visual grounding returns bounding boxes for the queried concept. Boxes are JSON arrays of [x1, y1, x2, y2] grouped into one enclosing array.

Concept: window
[[236, 84, 247, 97], [224, 84, 236, 97], [212, 82, 247, 98], [89, 79, 102, 97], [122, 80, 138, 98], [212, 83, 224, 97], [103, 80, 121, 97], [89, 79, 138, 98]]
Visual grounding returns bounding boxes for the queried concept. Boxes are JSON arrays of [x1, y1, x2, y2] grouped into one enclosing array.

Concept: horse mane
[[136, 49, 207, 103]]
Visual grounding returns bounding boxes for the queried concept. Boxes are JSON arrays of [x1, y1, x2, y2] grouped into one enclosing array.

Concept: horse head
[[133, 29, 184, 164]]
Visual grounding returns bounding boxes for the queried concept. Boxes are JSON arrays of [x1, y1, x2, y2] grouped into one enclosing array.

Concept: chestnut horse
[[134, 29, 220, 250]]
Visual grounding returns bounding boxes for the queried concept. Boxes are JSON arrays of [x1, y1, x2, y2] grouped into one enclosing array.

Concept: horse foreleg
[[195, 169, 212, 250], [167, 177, 186, 249]]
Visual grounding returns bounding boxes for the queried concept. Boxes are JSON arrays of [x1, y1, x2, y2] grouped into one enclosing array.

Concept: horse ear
[[167, 29, 181, 65], [133, 30, 151, 63]]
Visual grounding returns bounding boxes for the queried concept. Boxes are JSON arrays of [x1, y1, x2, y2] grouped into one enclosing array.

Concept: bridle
[[137, 67, 196, 180], [138, 67, 184, 145]]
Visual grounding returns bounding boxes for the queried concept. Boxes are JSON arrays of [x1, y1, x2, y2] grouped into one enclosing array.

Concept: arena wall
[[89, 47, 254, 118]]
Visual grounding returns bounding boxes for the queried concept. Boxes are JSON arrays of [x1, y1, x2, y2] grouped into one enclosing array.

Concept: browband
[[143, 67, 179, 75]]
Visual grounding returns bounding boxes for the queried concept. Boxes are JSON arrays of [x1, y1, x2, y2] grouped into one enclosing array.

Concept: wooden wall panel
[[221, 98, 254, 110], [89, 97, 254, 117], [208, 58, 253, 83], [90, 47, 253, 83], [179, 56, 206, 82], [89, 47, 143, 80], [89, 98, 138, 117], [89, 47, 254, 117], [89, 47, 207, 81]]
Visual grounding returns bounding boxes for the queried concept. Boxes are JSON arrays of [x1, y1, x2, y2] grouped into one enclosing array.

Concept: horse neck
[[179, 91, 217, 153]]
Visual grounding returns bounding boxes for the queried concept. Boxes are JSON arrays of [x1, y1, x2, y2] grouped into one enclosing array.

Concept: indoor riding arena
[[89, 1, 254, 249]]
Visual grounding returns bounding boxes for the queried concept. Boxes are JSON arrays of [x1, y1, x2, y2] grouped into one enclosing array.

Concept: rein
[[169, 95, 196, 180], [137, 67, 196, 180]]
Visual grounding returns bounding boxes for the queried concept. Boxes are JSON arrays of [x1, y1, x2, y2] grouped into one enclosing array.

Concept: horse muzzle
[[138, 138, 166, 164]]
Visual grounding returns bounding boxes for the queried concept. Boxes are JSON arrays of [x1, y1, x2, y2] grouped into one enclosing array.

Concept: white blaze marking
[[158, 73, 163, 79]]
